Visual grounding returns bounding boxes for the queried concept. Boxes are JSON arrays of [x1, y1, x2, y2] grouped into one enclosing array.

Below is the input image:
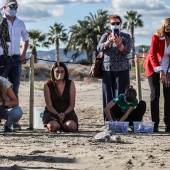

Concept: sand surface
[[0, 68, 169, 170]]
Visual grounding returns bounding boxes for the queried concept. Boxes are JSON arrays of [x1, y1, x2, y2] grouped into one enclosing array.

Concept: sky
[[2, 0, 170, 50]]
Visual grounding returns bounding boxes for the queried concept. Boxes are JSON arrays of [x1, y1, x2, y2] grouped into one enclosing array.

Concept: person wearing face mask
[[143, 18, 170, 132], [97, 14, 132, 122], [1, 0, 29, 130], [42, 62, 78, 132], [104, 85, 146, 129]]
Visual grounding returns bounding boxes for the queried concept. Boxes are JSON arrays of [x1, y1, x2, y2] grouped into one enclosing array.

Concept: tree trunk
[[56, 38, 59, 61], [87, 50, 93, 63], [32, 46, 37, 63], [131, 36, 135, 67], [131, 26, 135, 67]]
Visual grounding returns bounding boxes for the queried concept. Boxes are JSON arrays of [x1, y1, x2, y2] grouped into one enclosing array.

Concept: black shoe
[[165, 125, 170, 132], [4, 126, 12, 135], [13, 123, 21, 130]]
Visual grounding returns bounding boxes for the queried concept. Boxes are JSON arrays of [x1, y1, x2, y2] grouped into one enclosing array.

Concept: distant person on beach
[[0, 64, 23, 135], [2, 0, 29, 130], [97, 14, 132, 122], [143, 18, 170, 132], [104, 85, 146, 128], [43, 62, 78, 132]]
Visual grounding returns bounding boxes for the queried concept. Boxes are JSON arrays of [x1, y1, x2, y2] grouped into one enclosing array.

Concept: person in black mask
[[143, 18, 170, 132], [104, 85, 146, 128]]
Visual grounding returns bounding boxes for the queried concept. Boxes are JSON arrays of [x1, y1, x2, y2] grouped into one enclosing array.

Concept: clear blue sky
[[2, 0, 170, 50]]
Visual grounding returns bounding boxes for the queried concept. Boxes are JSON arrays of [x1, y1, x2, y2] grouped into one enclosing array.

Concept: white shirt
[[3, 15, 29, 56], [154, 41, 170, 74]]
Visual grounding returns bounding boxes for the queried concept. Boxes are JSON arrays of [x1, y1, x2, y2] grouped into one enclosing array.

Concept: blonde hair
[[155, 18, 170, 37]]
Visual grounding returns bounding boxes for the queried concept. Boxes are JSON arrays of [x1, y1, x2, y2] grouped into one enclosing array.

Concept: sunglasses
[[110, 22, 120, 26], [55, 70, 65, 74], [8, 4, 18, 9]]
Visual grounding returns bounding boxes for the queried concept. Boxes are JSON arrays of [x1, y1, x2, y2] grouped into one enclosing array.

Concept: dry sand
[[0, 67, 169, 170]]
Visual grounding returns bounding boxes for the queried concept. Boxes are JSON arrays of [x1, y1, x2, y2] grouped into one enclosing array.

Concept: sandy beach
[[0, 65, 169, 170]]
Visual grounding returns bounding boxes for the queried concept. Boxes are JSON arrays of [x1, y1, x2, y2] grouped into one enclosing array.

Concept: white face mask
[[110, 25, 121, 32], [54, 73, 64, 81]]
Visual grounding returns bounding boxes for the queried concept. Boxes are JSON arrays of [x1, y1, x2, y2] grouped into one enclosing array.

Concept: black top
[[46, 79, 73, 113]]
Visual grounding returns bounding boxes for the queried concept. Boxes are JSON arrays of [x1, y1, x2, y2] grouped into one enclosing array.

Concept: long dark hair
[[47, 62, 69, 98]]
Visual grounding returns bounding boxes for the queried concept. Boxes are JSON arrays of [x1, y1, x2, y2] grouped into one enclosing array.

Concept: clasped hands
[[57, 112, 65, 123], [160, 71, 170, 87]]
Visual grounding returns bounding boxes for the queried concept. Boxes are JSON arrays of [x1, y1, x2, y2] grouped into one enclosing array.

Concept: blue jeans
[[0, 106, 23, 128], [1, 56, 21, 98]]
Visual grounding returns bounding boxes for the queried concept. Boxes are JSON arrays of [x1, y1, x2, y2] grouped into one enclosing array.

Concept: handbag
[[89, 52, 103, 79]]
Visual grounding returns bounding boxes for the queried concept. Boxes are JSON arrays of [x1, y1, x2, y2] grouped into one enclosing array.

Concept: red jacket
[[143, 34, 165, 76]]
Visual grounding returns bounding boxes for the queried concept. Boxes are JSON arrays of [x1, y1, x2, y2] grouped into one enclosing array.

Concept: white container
[[33, 107, 45, 129], [105, 121, 129, 134], [133, 121, 154, 133]]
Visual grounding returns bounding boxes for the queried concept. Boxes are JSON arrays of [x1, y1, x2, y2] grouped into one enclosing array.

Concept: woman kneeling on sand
[[43, 62, 78, 132]]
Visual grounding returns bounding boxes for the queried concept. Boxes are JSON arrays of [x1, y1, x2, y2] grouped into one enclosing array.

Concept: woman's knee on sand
[[47, 120, 77, 132]]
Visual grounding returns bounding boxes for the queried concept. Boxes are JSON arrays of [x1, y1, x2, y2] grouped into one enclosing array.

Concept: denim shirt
[[97, 32, 132, 71]]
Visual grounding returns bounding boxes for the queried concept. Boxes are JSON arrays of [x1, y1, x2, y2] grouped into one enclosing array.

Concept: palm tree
[[65, 20, 92, 63], [28, 29, 50, 63], [122, 11, 144, 66], [138, 44, 149, 53], [64, 9, 109, 63], [47, 23, 67, 61]]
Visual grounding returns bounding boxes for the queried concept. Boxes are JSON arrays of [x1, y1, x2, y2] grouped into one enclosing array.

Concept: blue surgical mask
[[7, 9, 17, 17], [110, 25, 121, 32]]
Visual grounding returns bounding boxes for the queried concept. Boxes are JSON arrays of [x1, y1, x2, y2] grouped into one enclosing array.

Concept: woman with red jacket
[[143, 18, 170, 132]]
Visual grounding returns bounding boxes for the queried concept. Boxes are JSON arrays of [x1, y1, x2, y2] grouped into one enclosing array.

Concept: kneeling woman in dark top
[[43, 62, 78, 132]]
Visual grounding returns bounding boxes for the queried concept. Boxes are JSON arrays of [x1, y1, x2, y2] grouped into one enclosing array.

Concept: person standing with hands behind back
[[2, 0, 29, 130], [143, 18, 170, 132], [97, 14, 132, 122]]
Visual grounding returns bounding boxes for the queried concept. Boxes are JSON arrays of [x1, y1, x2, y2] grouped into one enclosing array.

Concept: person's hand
[[59, 112, 65, 122], [160, 70, 167, 85], [20, 54, 26, 64], [166, 72, 170, 87], [109, 33, 121, 45]]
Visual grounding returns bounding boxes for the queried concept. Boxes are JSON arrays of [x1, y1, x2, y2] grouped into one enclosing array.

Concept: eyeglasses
[[8, 4, 18, 9], [110, 22, 120, 26], [55, 70, 65, 74]]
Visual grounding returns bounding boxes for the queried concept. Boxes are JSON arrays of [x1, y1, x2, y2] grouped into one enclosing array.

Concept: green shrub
[[131, 61, 145, 73]]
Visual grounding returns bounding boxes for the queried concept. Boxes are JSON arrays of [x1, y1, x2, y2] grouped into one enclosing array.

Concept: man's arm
[[20, 40, 29, 64]]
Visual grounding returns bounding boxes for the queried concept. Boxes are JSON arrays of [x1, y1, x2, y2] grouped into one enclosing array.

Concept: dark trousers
[[148, 72, 170, 127], [111, 101, 146, 126], [102, 70, 130, 121]]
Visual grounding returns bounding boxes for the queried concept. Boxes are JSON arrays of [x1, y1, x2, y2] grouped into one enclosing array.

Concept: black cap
[[0, 57, 6, 75]]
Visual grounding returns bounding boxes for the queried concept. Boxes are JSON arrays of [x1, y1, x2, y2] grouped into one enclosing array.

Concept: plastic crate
[[105, 121, 129, 133], [133, 121, 154, 133]]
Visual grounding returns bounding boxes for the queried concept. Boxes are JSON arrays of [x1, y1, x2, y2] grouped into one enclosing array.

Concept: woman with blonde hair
[[143, 18, 170, 132]]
